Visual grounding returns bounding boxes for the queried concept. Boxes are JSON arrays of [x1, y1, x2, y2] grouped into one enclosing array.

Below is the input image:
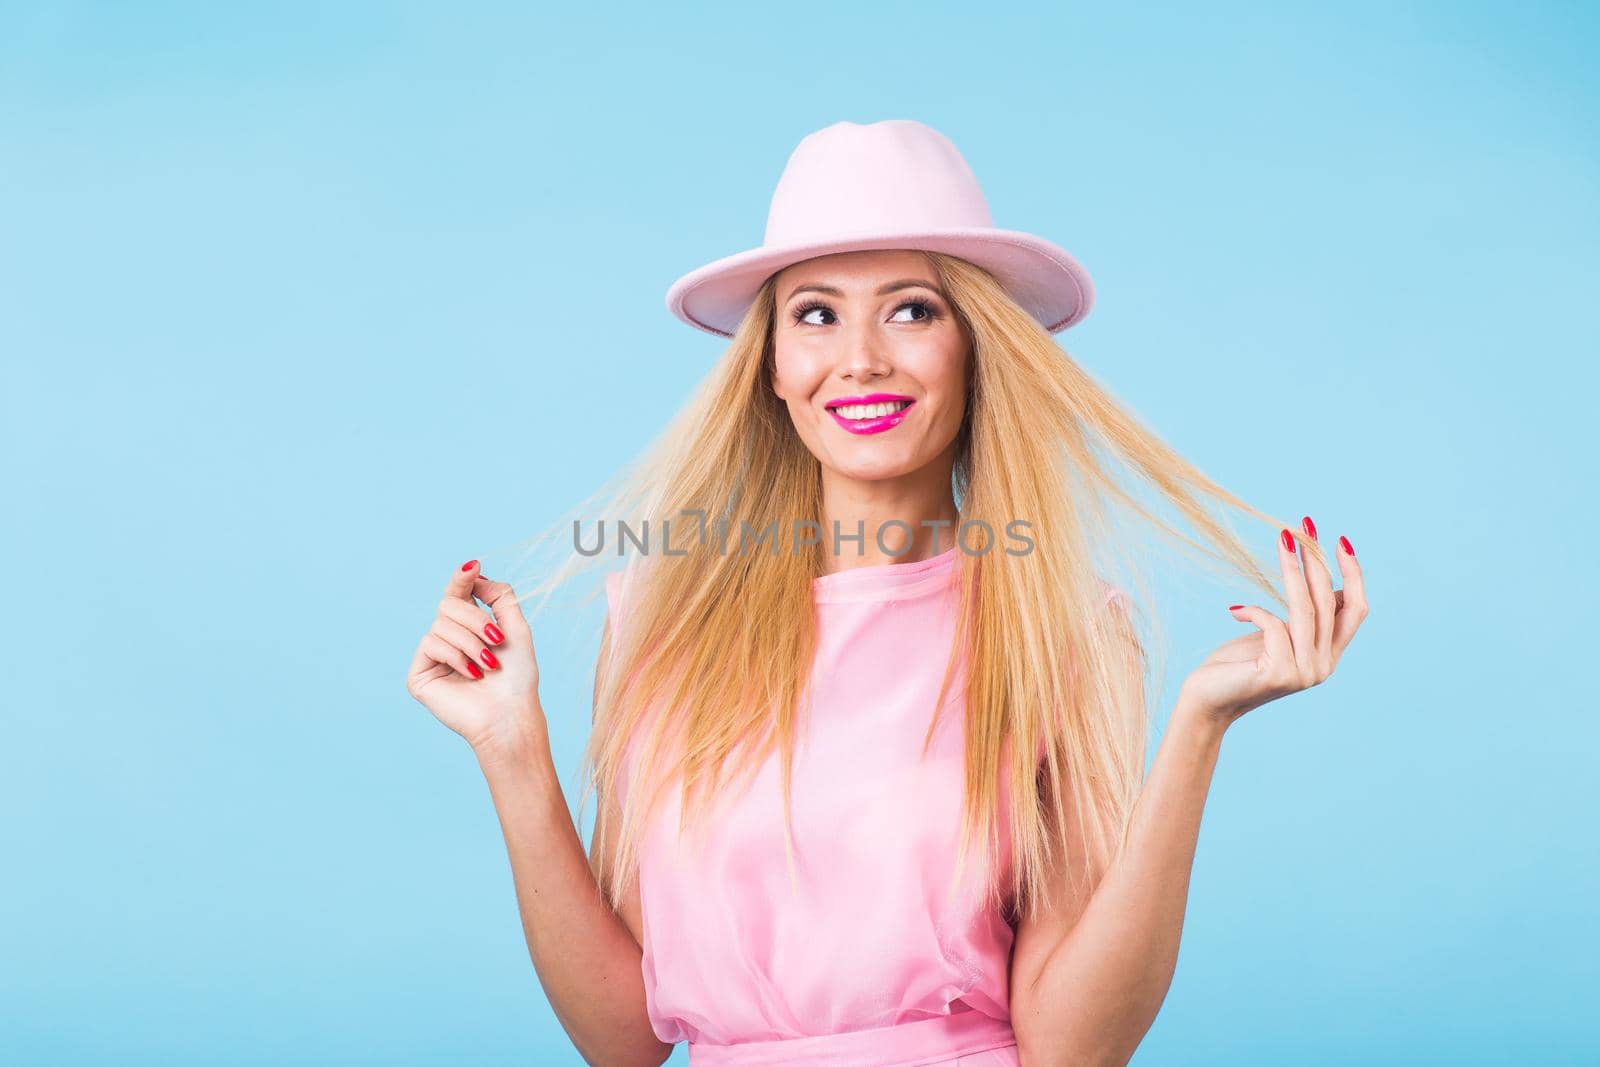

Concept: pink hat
[[665, 119, 1096, 339]]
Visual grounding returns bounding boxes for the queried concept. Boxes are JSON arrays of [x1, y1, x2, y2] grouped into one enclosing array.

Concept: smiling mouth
[[826, 399, 914, 419], [824, 397, 915, 435]]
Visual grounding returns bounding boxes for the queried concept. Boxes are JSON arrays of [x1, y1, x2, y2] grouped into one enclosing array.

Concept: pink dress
[[603, 546, 1102, 1066]]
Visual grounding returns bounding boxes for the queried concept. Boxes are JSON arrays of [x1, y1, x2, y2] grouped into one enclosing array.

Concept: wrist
[[1173, 690, 1236, 744], [471, 705, 550, 770]]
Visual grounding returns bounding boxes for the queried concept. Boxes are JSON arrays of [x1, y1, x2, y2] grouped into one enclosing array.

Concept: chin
[[830, 454, 921, 481]]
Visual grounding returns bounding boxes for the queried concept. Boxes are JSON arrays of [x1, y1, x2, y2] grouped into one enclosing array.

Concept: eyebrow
[[783, 278, 946, 303]]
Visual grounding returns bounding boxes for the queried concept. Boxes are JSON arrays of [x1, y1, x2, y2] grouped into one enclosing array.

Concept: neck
[[817, 453, 960, 575]]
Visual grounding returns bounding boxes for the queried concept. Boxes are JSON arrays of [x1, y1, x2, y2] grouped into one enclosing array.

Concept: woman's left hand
[[1179, 516, 1368, 729]]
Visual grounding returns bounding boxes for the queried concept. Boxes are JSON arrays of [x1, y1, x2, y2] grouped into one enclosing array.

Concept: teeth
[[834, 400, 910, 419]]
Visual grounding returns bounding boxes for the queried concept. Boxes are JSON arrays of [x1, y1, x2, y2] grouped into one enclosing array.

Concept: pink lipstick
[[825, 393, 915, 435]]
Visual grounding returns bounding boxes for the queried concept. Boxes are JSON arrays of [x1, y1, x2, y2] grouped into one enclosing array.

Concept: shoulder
[[604, 556, 658, 616], [1096, 577, 1132, 615]]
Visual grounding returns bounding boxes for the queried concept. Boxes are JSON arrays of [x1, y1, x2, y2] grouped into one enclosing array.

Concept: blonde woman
[[404, 120, 1370, 1066]]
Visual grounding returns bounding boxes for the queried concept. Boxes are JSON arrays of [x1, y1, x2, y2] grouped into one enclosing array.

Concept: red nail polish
[[1228, 604, 1244, 611], [465, 660, 483, 679], [484, 622, 504, 644], [479, 648, 500, 670], [1301, 515, 1317, 540], [1339, 535, 1355, 556], [461, 559, 477, 572], [1281, 529, 1295, 553]]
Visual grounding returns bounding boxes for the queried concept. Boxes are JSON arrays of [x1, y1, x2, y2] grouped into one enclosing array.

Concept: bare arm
[[1010, 699, 1226, 1066], [1012, 522, 1368, 1064], [475, 619, 673, 1066]]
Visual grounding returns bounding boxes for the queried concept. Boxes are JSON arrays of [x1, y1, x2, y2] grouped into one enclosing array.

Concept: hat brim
[[664, 228, 1095, 339]]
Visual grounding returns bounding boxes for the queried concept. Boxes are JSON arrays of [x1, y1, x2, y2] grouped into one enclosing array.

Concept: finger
[[443, 558, 482, 602], [1331, 534, 1368, 658], [472, 574, 533, 643], [1227, 602, 1296, 675], [439, 596, 507, 648], [433, 615, 501, 672], [1299, 516, 1337, 675], [420, 632, 484, 681], [1277, 526, 1316, 678], [406, 639, 439, 695]]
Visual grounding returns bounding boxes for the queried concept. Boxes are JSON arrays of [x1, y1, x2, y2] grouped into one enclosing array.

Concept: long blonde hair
[[509, 250, 1324, 926]]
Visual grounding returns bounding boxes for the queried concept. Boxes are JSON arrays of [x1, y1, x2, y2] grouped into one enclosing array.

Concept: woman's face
[[770, 250, 971, 483]]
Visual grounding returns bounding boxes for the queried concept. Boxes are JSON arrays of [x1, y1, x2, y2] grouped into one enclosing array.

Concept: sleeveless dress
[[602, 546, 1116, 1066]]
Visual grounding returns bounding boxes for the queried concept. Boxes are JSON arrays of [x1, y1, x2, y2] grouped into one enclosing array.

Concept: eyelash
[[790, 297, 942, 326]]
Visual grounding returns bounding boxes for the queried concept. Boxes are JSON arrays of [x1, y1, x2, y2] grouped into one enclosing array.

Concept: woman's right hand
[[405, 559, 547, 757]]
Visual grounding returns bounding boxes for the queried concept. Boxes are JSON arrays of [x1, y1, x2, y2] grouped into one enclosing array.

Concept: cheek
[[939, 346, 971, 413], [908, 349, 969, 416], [772, 349, 823, 404]]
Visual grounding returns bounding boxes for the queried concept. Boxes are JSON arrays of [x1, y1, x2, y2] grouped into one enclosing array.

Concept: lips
[[826, 392, 914, 406], [824, 393, 915, 436]]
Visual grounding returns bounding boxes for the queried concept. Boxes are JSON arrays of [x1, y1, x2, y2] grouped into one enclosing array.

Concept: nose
[[838, 324, 892, 384]]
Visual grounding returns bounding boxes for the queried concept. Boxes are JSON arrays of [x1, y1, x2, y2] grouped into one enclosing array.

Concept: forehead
[[772, 249, 937, 294]]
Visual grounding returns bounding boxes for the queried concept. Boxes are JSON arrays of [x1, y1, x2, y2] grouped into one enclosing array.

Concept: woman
[[404, 120, 1369, 1066]]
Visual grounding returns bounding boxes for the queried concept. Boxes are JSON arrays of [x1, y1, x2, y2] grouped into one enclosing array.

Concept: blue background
[[3, 2, 1595, 1063]]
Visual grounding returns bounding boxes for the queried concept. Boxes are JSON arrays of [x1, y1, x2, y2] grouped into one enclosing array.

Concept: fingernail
[[461, 559, 478, 572], [1301, 515, 1317, 540], [479, 648, 500, 670], [1281, 529, 1295, 553], [465, 660, 483, 679], [1228, 604, 1244, 611], [484, 622, 504, 644], [1339, 535, 1355, 557]]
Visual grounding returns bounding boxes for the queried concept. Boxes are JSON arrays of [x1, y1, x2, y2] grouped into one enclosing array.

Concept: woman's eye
[[792, 298, 936, 326], [793, 303, 833, 326]]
